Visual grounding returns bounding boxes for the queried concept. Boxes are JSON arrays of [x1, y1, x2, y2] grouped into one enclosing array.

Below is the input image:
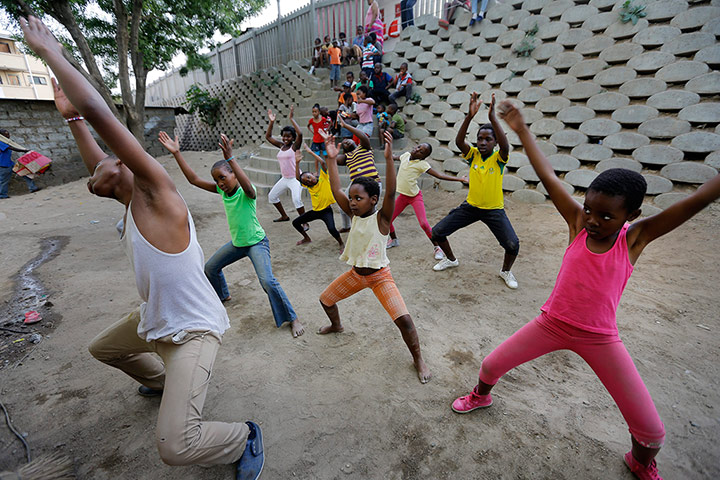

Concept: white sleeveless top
[[339, 211, 390, 269], [122, 202, 230, 341]]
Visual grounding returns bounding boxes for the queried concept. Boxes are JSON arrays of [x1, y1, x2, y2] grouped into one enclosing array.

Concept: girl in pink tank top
[[451, 102, 720, 480], [265, 107, 308, 225]]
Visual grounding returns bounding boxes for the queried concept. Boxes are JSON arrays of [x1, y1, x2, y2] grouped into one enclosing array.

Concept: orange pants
[[320, 267, 409, 321]]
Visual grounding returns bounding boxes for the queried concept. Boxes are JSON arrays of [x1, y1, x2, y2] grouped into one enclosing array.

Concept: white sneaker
[[499, 270, 518, 289], [433, 258, 459, 271], [433, 246, 445, 260], [386, 238, 399, 249], [309, 66, 315, 74]]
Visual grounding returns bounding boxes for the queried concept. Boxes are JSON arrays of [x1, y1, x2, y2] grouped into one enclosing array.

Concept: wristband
[[65, 116, 84, 123], [225, 155, 234, 162]]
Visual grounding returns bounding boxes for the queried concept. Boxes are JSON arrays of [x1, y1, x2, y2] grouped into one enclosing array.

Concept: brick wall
[[0, 99, 175, 194]]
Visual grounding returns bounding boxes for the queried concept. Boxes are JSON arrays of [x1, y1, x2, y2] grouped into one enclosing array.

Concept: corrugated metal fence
[[146, 0, 444, 105]]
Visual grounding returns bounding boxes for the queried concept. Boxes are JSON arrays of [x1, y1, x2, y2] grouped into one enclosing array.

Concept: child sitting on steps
[[451, 100, 720, 480], [317, 130, 432, 384]]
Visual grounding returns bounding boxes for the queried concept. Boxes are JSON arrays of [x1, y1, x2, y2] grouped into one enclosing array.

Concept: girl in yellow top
[[318, 130, 432, 384], [293, 145, 344, 251], [431, 93, 520, 290]]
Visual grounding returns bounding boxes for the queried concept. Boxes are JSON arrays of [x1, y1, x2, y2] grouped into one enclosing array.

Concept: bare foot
[[338, 227, 351, 233], [338, 243, 345, 253], [296, 238, 312, 246], [291, 320, 305, 337], [273, 216, 290, 222], [415, 359, 432, 384], [221, 296, 232, 303], [318, 324, 344, 334]]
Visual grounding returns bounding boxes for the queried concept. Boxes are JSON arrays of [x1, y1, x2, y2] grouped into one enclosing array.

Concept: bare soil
[[0, 150, 718, 479]]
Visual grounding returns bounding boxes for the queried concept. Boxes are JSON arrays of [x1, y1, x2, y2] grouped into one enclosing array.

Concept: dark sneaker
[[236, 421, 264, 480], [137, 385, 163, 397]]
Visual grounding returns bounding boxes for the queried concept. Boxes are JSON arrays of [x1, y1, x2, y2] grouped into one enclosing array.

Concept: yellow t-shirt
[[304, 169, 336, 211], [396, 152, 431, 197], [464, 148, 507, 209]]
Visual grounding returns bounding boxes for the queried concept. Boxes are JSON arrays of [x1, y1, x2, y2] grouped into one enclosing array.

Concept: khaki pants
[[89, 309, 249, 466]]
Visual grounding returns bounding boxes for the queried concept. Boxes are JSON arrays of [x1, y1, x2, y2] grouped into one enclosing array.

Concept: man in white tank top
[[22, 17, 263, 479]]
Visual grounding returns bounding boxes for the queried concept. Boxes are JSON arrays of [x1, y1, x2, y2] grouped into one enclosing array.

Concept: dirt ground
[[0, 150, 718, 480]]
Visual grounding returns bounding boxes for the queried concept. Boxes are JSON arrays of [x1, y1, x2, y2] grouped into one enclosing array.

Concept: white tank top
[[339, 211, 390, 269], [122, 202, 230, 341]]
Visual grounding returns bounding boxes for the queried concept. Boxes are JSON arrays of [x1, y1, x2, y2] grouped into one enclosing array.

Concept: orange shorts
[[319, 267, 409, 321]]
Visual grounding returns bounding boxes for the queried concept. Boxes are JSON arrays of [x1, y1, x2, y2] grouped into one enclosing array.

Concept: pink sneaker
[[451, 386, 493, 413], [624, 452, 663, 480]]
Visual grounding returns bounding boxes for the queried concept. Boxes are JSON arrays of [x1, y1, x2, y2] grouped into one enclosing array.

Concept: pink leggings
[[479, 313, 665, 448], [389, 191, 432, 239]]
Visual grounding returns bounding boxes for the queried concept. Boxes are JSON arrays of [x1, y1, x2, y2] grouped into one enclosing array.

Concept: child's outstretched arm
[[487, 93, 509, 161], [221, 134, 255, 199], [378, 131, 396, 235], [289, 106, 304, 151], [322, 132, 352, 217], [338, 117, 372, 150], [21, 17, 172, 189], [627, 173, 720, 263], [302, 142, 326, 172], [51, 78, 105, 175], [295, 149, 304, 182], [265, 109, 283, 148], [455, 92, 480, 156], [158, 131, 216, 193], [498, 100, 582, 230], [426, 168, 469, 185]]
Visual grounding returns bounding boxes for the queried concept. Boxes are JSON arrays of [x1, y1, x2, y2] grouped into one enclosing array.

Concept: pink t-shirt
[[541, 223, 634, 335], [277, 148, 296, 178], [356, 102, 373, 124]]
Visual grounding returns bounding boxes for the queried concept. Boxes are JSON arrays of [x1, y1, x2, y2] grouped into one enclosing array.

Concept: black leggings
[[292, 207, 341, 241]]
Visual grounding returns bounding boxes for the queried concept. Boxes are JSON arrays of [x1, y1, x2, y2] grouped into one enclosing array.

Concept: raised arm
[[322, 133, 351, 216], [52, 78, 106, 175], [289, 106, 304, 151], [220, 134, 255, 199], [20, 16, 171, 189], [426, 167, 468, 184], [295, 149, 303, 182], [498, 100, 582, 229], [456, 92, 481, 157], [265, 109, 283, 148], [628, 173, 720, 263], [158, 131, 216, 193], [338, 117, 371, 150], [488, 93, 509, 161], [378, 131, 396, 234], [302, 142, 326, 171]]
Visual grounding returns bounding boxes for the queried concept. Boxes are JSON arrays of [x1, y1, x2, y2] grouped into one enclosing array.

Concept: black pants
[[431, 202, 520, 255], [371, 88, 390, 105], [293, 207, 341, 241]]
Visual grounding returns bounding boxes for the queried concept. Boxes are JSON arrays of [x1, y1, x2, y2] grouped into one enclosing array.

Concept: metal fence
[[146, 0, 444, 105]]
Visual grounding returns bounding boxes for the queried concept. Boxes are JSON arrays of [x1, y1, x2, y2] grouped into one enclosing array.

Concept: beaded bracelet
[[225, 155, 234, 162], [65, 116, 84, 123]]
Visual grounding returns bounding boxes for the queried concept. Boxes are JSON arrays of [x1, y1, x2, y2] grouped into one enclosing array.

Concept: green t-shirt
[[217, 185, 266, 247], [392, 113, 405, 135]]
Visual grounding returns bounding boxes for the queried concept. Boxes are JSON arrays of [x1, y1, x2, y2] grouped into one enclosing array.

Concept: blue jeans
[[0, 166, 38, 198], [401, 0, 417, 28], [204, 236, 297, 327], [472, 0, 489, 16]]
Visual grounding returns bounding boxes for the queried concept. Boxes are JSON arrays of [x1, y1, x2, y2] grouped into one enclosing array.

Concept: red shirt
[[308, 117, 330, 143]]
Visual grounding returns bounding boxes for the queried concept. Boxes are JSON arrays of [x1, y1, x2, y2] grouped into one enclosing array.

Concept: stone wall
[[0, 99, 176, 193]]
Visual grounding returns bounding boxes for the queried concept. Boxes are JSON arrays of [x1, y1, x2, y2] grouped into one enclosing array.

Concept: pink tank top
[[541, 224, 634, 335], [277, 147, 296, 178]]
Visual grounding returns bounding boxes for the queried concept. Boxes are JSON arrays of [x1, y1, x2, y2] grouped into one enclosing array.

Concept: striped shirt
[[346, 146, 379, 181]]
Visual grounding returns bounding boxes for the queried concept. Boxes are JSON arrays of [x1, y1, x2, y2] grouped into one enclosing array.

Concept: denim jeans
[[472, 0, 489, 16], [204, 236, 297, 327], [0, 166, 38, 198], [401, 0, 417, 28]]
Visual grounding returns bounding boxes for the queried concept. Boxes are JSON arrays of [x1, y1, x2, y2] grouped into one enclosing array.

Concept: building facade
[[0, 34, 53, 100]]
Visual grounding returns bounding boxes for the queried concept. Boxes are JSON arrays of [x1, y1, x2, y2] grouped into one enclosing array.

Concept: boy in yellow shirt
[[293, 145, 344, 251], [431, 93, 520, 289]]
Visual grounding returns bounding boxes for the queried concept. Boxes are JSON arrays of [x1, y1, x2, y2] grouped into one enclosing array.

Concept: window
[[31, 76, 48, 85], [0, 42, 10, 53], [7, 74, 20, 86]]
